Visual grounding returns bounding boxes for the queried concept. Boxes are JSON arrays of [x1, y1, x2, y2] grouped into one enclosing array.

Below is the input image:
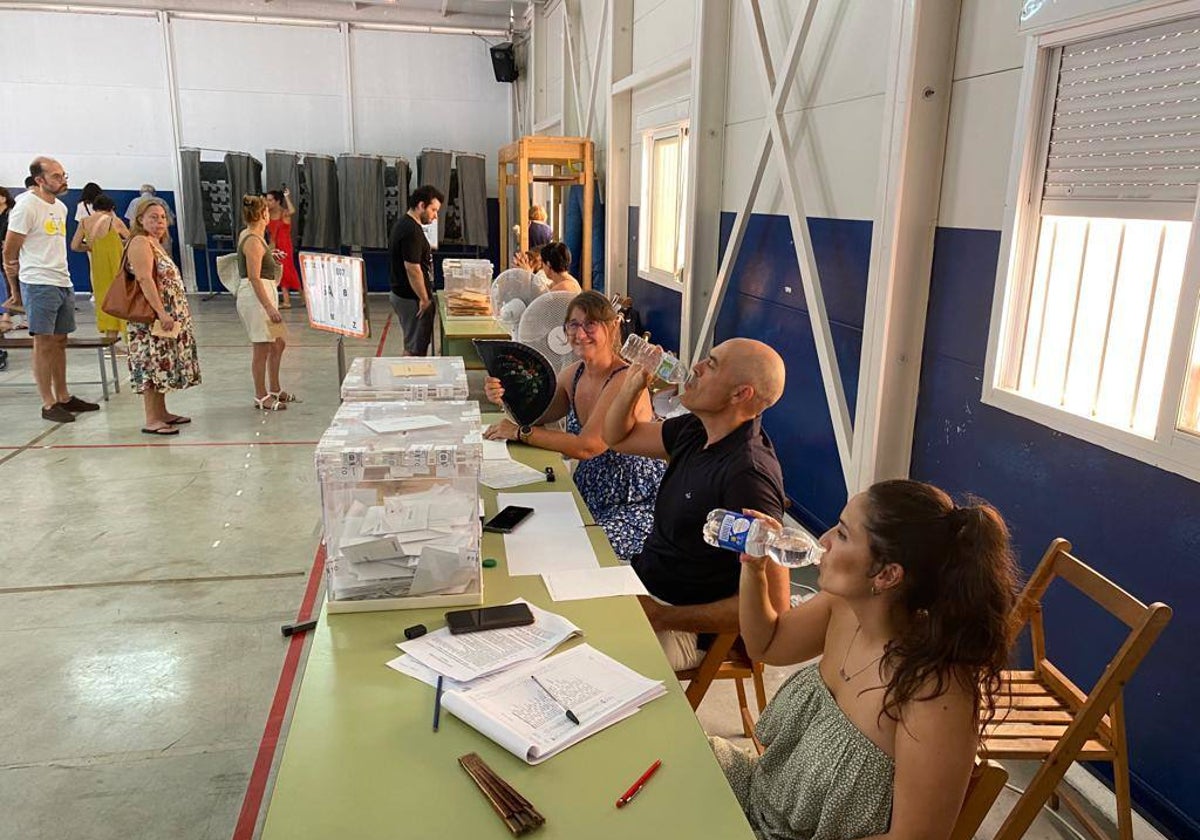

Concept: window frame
[[637, 120, 690, 288], [984, 3, 1200, 483]]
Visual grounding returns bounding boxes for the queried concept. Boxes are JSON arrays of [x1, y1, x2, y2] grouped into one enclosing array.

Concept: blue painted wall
[[626, 209, 1198, 836], [914, 226, 1200, 840]]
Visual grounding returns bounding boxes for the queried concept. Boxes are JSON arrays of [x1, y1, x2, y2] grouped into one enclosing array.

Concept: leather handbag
[[101, 240, 156, 324]]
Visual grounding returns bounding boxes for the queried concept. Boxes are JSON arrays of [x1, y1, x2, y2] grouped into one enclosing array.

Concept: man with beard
[[387, 184, 444, 356], [2, 157, 99, 422]]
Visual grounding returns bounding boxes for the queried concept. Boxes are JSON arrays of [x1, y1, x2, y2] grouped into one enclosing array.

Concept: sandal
[[254, 394, 287, 411], [270, 390, 300, 403], [141, 425, 180, 436], [166, 414, 192, 425]]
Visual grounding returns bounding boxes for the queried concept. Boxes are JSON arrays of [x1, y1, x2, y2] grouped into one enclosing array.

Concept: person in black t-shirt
[[603, 338, 791, 670], [388, 185, 444, 355]]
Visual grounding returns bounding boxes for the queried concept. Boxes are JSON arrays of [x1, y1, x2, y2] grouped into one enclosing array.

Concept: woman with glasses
[[483, 291, 665, 561]]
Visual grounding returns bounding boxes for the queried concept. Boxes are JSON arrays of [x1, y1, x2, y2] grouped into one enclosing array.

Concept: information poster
[[299, 252, 369, 339]]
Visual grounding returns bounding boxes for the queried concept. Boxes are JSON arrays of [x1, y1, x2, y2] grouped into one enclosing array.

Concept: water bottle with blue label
[[702, 509, 824, 568]]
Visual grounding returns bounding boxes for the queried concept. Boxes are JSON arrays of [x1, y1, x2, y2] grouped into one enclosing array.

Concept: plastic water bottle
[[702, 509, 824, 568], [620, 334, 691, 386]]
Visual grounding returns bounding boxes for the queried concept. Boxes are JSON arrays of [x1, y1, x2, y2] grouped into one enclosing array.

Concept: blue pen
[[433, 675, 444, 732]]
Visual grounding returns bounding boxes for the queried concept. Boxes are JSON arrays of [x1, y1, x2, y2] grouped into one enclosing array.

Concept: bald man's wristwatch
[[517, 424, 533, 443]]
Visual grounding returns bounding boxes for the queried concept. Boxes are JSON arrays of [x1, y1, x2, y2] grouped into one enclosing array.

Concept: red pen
[[615, 759, 662, 808]]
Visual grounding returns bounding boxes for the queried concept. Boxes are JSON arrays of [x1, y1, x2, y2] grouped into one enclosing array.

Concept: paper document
[[441, 643, 666, 764], [390, 362, 438, 377], [481, 460, 546, 489], [362, 414, 450, 434], [397, 599, 582, 682], [503, 527, 599, 576], [542, 566, 649, 601], [481, 439, 512, 461], [496, 492, 585, 529]]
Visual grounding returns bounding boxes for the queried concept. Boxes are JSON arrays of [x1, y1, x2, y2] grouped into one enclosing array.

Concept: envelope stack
[[443, 259, 494, 317], [318, 381, 485, 612]]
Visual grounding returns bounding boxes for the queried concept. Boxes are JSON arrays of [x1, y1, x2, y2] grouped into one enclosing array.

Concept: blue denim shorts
[[20, 282, 76, 336]]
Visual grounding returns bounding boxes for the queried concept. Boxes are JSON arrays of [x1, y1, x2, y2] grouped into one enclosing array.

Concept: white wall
[[0, 7, 513, 197], [938, 0, 1025, 230], [0, 9, 175, 189]]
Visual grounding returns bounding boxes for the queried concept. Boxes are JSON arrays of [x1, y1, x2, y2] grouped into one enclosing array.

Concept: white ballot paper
[[362, 415, 450, 434], [397, 599, 582, 682], [542, 566, 649, 601], [441, 643, 666, 764], [496, 492, 585, 529], [481, 460, 547, 489], [481, 439, 511, 461], [503, 527, 599, 576]]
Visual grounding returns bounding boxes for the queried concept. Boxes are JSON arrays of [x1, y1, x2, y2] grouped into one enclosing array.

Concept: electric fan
[[489, 268, 543, 332], [515, 291, 577, 374]]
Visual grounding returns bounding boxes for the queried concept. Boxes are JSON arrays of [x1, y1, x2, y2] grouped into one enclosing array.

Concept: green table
[[260, 444, 755, 840], [435, 290, 510, 368]]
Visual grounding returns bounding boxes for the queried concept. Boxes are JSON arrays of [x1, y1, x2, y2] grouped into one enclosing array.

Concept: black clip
[[544, 466, 556, 483]]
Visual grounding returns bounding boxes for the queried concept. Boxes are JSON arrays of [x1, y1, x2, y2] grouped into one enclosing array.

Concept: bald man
[[603, 339, 790, 670]]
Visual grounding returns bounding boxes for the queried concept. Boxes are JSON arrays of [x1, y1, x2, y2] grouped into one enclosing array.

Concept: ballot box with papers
[[340, 356, 470, 402]]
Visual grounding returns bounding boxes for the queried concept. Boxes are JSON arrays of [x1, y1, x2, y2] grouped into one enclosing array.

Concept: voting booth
[[317, 399, 484, 613]]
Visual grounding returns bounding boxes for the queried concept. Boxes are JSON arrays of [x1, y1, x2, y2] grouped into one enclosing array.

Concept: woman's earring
[[870, 583, 879, 596]]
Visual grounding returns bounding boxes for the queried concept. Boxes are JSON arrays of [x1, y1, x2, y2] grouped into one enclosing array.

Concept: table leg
[[97, 347, 110, 401], [110, 344, 121, 394]]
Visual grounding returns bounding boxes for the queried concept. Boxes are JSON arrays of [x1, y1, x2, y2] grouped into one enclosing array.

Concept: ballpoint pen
[[530, 675, 579, 725], [616, 759, 662, 808], [433, 675, 444, 732]]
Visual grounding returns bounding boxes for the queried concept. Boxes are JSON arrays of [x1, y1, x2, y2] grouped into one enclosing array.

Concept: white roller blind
[[1043, 16, 1200, 216]]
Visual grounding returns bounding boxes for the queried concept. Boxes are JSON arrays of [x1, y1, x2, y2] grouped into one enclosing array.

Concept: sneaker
[[59, 395, 100, 412], [42, 404, 76, 423]]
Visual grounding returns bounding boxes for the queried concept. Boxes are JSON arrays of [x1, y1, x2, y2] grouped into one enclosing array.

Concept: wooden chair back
[[950, 759, 1008, 840]]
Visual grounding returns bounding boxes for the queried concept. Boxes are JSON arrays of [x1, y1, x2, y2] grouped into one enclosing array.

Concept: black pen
[[433, 675, 444, 732], [531, 675, 579, 725]]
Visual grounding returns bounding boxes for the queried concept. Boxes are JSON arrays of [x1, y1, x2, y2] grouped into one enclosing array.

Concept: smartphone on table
[[445, 603, 536, 635], [482, 505, 534, 534]]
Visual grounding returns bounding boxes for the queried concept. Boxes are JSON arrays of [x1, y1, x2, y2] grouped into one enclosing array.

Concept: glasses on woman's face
[[564, 319, 605, 335]]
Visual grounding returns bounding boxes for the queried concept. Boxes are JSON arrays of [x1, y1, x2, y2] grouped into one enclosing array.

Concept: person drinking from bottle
[[602, 337, 790, 670], [712, 482, 1019, 840]]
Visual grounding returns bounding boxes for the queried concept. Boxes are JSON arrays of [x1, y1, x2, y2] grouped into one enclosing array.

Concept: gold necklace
[[838, 625, 886, 682]]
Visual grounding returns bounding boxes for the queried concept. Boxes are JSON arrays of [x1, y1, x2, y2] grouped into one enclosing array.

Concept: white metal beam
[[611, 52, 690, 95], [562, 1, 584, 135], [158, 10, 195, 290], [583, 1, 609, 140], [849, 0, 961, 491], [604, 0, 634, 297]]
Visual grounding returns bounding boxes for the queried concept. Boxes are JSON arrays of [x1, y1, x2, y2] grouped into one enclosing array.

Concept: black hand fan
[[473, 339, 557, 427]]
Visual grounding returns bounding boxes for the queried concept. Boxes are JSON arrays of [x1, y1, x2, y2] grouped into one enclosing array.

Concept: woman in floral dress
[[126, 197, 201, 435]]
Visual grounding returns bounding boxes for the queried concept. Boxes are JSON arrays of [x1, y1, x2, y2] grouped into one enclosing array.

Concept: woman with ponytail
[[712, 479, 1019, 840]]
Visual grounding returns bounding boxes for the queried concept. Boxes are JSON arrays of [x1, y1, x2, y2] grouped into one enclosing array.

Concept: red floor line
[[375, 312, 393, 357], [31, 440, 320, 450], [231, 543, 326, 840]]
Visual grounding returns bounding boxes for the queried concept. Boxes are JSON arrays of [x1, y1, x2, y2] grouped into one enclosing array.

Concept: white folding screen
[[171, 19, 348, 158], [0, 9, 174, 188]]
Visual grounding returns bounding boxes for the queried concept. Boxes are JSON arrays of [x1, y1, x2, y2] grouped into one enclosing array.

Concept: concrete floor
[[0, 295, 1165, 839]]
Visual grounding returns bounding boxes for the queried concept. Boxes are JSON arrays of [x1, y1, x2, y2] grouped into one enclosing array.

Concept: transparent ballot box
[[317, 402, 483, 613], [443, 258, 495, 317], [340, 355, 470, 402]]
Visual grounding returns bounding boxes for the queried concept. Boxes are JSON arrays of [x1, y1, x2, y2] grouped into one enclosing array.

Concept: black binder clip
[[544, 466, 556, 483]]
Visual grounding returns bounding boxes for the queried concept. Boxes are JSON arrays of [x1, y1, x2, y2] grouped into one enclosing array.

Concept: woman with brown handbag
[[125, 197, 201, 435]]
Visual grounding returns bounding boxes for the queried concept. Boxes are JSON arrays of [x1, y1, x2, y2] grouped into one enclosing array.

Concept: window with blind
[[988, 12, 1200, 478], [638, 122, 689, 285]]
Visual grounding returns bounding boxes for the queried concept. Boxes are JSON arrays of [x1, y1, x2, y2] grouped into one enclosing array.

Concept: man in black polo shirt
[[603, 338, 790, 669], [388, 185, 444, 355]]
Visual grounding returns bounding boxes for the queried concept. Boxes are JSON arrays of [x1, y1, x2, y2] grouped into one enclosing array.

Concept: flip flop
[[141, 425, 179, 436], [166, 415, 192, 425]]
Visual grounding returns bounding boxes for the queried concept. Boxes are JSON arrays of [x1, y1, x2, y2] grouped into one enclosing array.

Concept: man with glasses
[[2, 156, 99, 422], [603, 338, 790, 669]]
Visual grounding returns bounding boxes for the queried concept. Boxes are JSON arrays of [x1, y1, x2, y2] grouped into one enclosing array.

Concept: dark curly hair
[[541, 241, 571, 274], [863, 479, 1019, 740]]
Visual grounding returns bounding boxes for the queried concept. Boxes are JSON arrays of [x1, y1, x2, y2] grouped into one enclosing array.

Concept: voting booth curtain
[[456, 153, 488, 248], [418, 150, 453, 243], [302, 154, 340, 250], [385, 158, 411, 239], [178, 148, 207, 247], [224, 152, 263, 240], [338, 154, 388, 250]]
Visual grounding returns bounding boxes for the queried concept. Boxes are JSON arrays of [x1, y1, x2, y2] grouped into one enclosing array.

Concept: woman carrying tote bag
[[235, 195, 297, 411]]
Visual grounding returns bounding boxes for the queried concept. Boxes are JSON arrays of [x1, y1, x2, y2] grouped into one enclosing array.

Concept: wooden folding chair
[[951, 759, 1009, 840], [675, 632, 768, 740], [983, 538, 1172, 840]]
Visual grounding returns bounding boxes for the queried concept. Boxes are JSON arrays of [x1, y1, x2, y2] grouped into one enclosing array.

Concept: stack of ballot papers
[[328, 484, 480, 601], [480, 440, 550, 489], [387, 601, 666, 763]]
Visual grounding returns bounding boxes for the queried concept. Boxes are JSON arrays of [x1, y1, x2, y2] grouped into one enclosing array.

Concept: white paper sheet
[[339, 535, 404, 563], [383, 497, 431, 532], [397, 599, 582, 682], [362, 414, 450, 434], [481, 460, 547, 489], [496, 492, 585, 529], [503, 527, 599, 576], [541, 566, 649, 601], [408, 545, 477, 596], [481, 439, 512, 461]]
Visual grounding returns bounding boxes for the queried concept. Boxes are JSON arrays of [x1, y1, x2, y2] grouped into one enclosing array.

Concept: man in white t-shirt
[[2, 156, 100, 423]]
